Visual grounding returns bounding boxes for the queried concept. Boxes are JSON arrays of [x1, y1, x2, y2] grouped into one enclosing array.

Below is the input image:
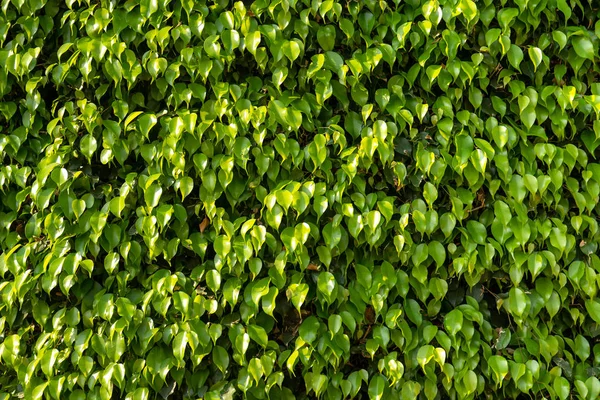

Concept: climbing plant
[[1, 0, 600, 399]]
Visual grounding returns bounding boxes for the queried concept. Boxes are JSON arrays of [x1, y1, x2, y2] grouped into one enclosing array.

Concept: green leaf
[[299, 316, 321, 344], [417, 345, 434, 371], [41, 349, 59, 376], [283, 40, 301, 62], [508, 288, 527, 317], [317, 271, 337, 304], [528, 46, 543, 71], [498, 8, 519, 31], [245, 31, 261, 55], [144, 184, 163, 208], [554, 376, 570, 400], [573, 36, 595, 60], [317, 26, 336, 51], [368, 375, 386, 400], [440, 213, 456, 238], [405, 299, 423, 326], [507, 45, 524, 71], [328, 314, 342, 334], [325, 51, 344, 74], [137, 113, 157, 138], [248, 325, 269, 348], [80, 135, 97, 159], [574, 335, 590, 361], [466, 220, 487, 245], [213, 345, 229, 373], [444, 309, 463, 336], [586, 299, 600, 324], [429, 278, 448, 300], [173, 332, 188, 362], [140, 0, 158, 17], [428, 241, 446, 268], [463, 370, 478, 395], [351, 84, 369, 106], [488, 355, 508, 386]]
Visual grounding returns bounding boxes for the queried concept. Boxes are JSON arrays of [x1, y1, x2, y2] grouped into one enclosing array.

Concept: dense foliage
[[2, 0, 600, 398]]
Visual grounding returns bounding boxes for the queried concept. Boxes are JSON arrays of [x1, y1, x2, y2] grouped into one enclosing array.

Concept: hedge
[[1, 0, 600, 399]]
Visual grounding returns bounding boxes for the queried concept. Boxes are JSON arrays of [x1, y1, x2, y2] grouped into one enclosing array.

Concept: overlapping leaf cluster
[[1, 0, 600, 398]]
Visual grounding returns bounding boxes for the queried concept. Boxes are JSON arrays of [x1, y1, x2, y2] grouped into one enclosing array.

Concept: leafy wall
[[1, 0, 600, 399]]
